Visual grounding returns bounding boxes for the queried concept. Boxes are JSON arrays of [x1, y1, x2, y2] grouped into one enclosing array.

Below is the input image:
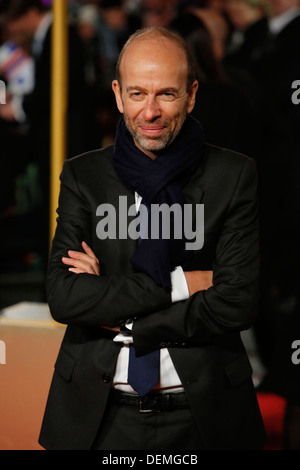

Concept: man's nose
[[143, 96, 161, 121]]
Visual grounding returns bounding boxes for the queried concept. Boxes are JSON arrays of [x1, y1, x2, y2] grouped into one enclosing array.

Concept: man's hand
[[62, 242, 120, 332], [62, 241, 100, 275], [184, 270, 213, 296]]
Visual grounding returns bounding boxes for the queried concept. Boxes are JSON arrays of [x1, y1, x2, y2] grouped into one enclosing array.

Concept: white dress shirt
[[112, 193, 190, 393]]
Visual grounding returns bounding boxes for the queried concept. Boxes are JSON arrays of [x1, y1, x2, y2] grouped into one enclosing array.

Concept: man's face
[[112, 36, 198, 159]]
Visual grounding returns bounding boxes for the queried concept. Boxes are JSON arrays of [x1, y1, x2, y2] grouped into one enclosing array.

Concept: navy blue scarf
[[112, 115, 204, 288]]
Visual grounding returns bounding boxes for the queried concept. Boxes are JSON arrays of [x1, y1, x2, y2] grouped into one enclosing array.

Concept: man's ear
[[112, 80, 124, 114], [186, 80, 198, 114]]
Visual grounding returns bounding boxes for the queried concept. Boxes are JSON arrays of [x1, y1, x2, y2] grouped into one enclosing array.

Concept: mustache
[[136, 119, 170, 127]]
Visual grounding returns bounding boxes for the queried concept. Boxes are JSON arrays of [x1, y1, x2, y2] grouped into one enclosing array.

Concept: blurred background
[[0, 0, 300, 450]]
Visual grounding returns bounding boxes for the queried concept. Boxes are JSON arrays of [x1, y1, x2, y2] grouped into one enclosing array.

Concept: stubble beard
[[124, 113, 187, 154]]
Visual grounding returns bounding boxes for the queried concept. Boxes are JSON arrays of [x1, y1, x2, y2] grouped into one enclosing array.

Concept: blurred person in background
[[247, 0, 300, 450], [98, 0, 132, 90], [250, 0, 300, 130], [141, 0, 177, 27], [76, 1, 141, 147], [96, 0, 140, 145], [224, 0, 269, 67], [0, 14, 39, 273], [170, 7, 260, 157], [0, 0, 90, 270], [0, 10, 35, 215]]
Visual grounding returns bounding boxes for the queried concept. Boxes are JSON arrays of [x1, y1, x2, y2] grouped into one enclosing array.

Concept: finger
[[67, 249, 99, 267], [62, 256, 87, 269], [62, 255, 100, 275], [62, 256, 98, 275], [81, 241, 98, 259], [68, 267, 82, 274], [67, 250, 89, 260], [81, 243, 100, 274]]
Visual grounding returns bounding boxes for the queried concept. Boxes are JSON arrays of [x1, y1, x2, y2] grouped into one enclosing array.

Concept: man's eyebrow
[[126, 86, 179, 94], [157, 87, 179, 94], [126, 86, 146, 93]]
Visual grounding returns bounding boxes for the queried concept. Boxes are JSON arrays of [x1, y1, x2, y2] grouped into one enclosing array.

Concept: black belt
[[110, 389, 189, 413]]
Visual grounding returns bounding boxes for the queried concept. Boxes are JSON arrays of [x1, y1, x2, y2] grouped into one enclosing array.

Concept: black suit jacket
[[39, 143, 266, 450]]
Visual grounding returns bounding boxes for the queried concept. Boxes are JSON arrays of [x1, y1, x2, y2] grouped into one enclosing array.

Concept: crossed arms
[[47, 153, 259, 350], [61, 241, 213, 332]]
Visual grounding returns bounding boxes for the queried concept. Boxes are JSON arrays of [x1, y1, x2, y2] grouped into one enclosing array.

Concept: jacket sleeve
[[132, 157, 260, 355], [46, 159, 171, 327]]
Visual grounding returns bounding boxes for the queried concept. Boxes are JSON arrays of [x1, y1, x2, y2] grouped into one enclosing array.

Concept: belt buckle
[[139, 396, 159, 413]]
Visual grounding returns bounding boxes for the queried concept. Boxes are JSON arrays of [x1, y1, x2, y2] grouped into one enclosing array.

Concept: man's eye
[[161, 93, 175, 101], [130, 92, 143, 100]]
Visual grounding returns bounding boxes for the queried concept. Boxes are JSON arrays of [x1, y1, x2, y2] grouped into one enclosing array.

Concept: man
[[39, 27, 266, 450]]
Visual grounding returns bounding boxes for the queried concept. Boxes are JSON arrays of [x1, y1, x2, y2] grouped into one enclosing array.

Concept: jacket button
[[102, 374, 111, 383]]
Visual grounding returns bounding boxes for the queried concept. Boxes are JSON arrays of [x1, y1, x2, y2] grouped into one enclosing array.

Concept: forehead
[[120, 36, 188, 88]]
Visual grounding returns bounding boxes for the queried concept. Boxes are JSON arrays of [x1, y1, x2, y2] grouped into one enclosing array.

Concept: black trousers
[[92, 393, 205, 450]]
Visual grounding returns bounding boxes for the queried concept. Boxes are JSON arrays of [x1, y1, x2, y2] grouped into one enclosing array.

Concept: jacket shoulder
[[62, 145, 115, 182], [67, 145, 113, 168], [202, 143, 257, 175]]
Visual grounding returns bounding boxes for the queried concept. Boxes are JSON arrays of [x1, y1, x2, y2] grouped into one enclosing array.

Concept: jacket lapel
[[183, 159, 204, 204], [182, 162, 204, 231], [105, 169, 138, 267]]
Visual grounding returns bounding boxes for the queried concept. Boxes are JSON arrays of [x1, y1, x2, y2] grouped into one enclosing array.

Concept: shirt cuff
[[113, 267, 189, 344], [171, 266, 189, 303], [113, 321, 133, 344]]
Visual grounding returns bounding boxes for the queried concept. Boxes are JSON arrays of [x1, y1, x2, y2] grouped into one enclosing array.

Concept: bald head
[[116, 26, 196, 92]]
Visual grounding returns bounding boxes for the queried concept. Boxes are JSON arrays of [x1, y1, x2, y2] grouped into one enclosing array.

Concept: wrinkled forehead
[[119, 35, 189, 84]]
